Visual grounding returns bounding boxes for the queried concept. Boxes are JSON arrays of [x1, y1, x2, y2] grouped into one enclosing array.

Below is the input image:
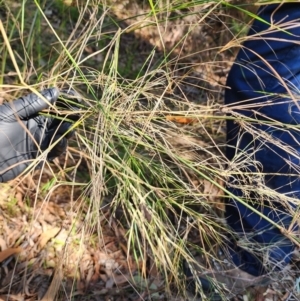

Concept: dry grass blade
[[1, 1, 299, 301], [40, 267, 63, 301]]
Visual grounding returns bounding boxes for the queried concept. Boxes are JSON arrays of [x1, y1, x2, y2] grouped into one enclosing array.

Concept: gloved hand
[[0, 87, 73, 182]]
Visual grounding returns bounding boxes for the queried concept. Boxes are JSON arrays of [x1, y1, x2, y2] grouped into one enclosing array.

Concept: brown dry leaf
[[38, 227, 61, 249], [15, 192, 24, 209], [112, 274, 131, 285], [106, 274, 131, 288], [90, 272, 100, 284], [0, 247, 22, 262], [166, 115, 198, 125], [99, 273, 108, 282], [0, 237, 7, 250]]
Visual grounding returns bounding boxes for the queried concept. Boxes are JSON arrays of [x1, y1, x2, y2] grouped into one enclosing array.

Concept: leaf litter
[[0, 159, 166, 301]]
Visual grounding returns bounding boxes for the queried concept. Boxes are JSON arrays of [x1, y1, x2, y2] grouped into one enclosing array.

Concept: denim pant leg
[[225, 4, 300, 276]]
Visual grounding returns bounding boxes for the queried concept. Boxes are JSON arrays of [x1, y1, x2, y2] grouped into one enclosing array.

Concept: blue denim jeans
[[225, 4, 300, 276]]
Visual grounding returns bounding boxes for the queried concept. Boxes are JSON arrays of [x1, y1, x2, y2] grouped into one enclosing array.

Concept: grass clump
[[0, 1, 299, 301]]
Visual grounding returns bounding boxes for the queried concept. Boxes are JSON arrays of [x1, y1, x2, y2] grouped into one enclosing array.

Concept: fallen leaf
[[0, 237, 7, 250], [0, 247, 22, 262], [112, 274, 130, 285], [38, 227, 61, 249], [166, 115, 198, 125]]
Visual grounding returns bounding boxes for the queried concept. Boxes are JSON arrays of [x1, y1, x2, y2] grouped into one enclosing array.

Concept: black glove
[[0, 87, 73, 182]]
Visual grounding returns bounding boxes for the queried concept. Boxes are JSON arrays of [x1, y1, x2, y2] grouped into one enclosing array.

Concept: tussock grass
[[0, 0, 300, 300]]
